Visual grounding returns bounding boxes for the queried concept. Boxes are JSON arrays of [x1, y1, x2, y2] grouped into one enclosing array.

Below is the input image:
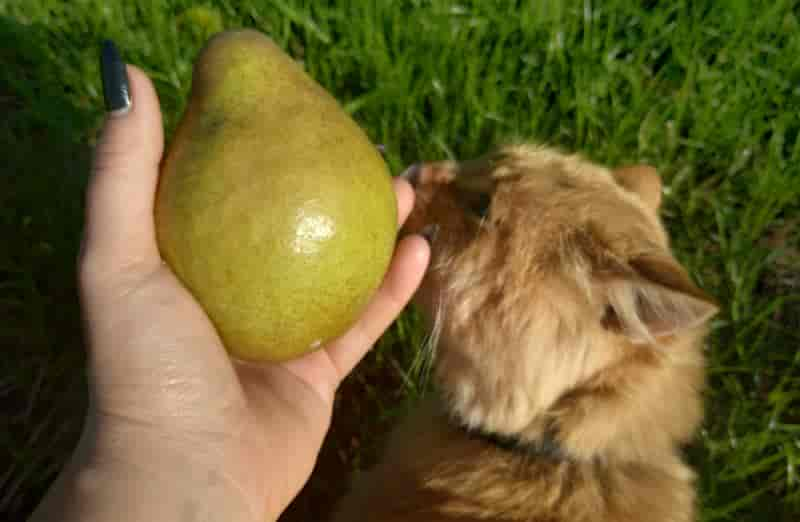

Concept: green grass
[[1, 0, 799, 520]]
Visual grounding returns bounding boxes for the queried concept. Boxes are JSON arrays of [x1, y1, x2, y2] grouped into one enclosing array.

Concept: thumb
[[82, 41, 165, 276]]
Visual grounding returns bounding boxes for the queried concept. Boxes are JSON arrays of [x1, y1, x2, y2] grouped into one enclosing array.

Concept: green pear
[[155, 29, 397, 362]]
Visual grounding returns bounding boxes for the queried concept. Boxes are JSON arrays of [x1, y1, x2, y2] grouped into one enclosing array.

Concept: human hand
[[30, 42, 429, 522]]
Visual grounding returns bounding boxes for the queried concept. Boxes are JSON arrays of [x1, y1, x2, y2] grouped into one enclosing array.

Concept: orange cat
[[332, 144, 719, 522]]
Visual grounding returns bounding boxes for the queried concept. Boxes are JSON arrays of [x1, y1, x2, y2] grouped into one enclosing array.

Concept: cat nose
[[399, 163, 422, 187]]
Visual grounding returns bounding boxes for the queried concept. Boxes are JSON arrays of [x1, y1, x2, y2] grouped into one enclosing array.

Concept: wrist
[[30, 412, 263, 522]]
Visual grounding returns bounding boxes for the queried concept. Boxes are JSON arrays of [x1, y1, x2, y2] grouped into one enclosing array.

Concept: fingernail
[[100, 39, 131, 116], [400, 163, 421, 187], [420, 224, 439, 244]]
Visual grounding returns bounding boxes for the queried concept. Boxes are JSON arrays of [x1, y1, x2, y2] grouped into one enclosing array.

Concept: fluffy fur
[[332, 144, 719, 522]]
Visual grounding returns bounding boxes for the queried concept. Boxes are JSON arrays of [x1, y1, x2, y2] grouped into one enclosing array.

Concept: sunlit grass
[[1, 1, 798, 520]]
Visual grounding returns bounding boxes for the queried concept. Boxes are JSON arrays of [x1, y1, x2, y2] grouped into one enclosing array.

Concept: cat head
[[401, 144, 718, 438]]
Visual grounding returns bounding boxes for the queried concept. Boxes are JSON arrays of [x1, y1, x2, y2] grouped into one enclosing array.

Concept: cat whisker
[[409, 291, 445, 394], [422, 295, 444, 392]]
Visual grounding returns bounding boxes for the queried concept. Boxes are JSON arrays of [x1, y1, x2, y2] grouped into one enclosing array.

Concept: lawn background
[[1, 1, 799, 521]]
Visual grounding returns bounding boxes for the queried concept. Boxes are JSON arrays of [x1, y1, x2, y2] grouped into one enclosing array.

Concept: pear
[[155, 29, 397, 362]]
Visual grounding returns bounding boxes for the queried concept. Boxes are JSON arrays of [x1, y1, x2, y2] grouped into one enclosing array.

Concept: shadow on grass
[[0, 15, 95, 520]]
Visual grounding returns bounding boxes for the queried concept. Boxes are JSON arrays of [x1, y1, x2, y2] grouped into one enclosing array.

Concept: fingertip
[[123, 64, 165, 156], [406, 234, 431, 267], [392, 176, 415, 228], [393, 233, 431, 287], [94, 64, 164, 171], [125, 64, 158, 102]]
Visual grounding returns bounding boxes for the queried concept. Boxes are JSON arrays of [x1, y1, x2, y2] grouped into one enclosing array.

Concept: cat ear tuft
[[602, 253, 719, 343], [612, 165, 662, 209]]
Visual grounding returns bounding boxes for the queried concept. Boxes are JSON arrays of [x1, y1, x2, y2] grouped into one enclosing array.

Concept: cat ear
[[602, 252, 719, 344], [612, 165, 662, 209]]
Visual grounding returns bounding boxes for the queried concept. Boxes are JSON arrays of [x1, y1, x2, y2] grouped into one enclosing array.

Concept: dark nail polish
[[100, 39, 131, 115], [400, 163, 421, 187], [420, 224, 439, 244]]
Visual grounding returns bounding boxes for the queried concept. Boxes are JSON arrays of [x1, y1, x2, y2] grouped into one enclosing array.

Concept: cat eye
[[455, 187, 492, 219], [451, 157, 494, 219], [470, 193, 492, 218]]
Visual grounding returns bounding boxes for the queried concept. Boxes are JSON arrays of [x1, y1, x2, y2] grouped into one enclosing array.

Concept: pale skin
[[28, 66, 430, 522]]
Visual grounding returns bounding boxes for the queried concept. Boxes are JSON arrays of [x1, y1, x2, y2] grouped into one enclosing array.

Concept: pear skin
[[155, 29, 397, 362]]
